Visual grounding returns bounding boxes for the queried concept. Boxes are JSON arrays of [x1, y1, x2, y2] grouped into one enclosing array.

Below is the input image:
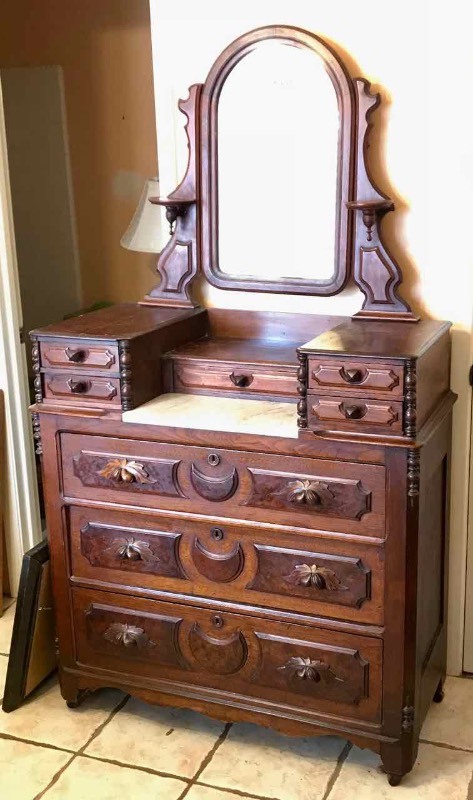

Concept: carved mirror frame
[[143, 25, 416, 322]]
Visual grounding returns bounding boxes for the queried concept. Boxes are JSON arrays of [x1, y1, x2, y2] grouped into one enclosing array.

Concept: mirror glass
[[217, 41, 340, 284]]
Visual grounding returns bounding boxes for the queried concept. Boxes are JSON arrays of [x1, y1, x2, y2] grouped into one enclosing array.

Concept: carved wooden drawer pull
[[103, 623, 156, 649], [104, 537, 159, 563], [278, 656, 343, 684], [341, 403, 367, 420], [283, 479, 334, 506], [340, 367, 366, 384], [67, 379, 91, 395], [229, 372, 254, 388], [98, 458, 154, 484], [65, 347, 88, 363], [285, 563, 348, 591]]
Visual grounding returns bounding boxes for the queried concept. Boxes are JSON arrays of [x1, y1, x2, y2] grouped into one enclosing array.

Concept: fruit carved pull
[[278, 656, 343, 684], [104, 537, 159, 563], [282, 480, 334, 506], [98, 458, 154, 484], [285, 563, 348, 591], [103, 623, 156, 649]]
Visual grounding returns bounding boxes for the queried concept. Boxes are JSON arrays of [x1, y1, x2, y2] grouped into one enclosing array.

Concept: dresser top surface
[[31, 304, 204, 341], [299, 319, 451, 359]]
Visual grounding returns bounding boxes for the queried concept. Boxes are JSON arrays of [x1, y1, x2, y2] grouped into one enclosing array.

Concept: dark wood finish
[[30, 23, 456, 788], [61, 434, 386, 537], [68, 505, 384, 625], [307, 395, 403, 435], [143, 85, 202, 308], [43, 374, 121, 407], [348, 80, 416, 321], [72, 587, 382, 722]]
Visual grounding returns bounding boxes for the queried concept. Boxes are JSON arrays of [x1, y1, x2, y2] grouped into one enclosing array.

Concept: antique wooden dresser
[[31, 26, 455, 785]]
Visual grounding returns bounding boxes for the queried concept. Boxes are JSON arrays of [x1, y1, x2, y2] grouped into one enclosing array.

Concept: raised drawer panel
[[61, 434, 386, 537], [40, 341, 118, 372], [307, 395, 403, 435], [44, 374, 121, 406], [173, 360, 298, 398], [308, 358, 403, 398], [69, 507, 384, 624], [73, 587, 382, 723]]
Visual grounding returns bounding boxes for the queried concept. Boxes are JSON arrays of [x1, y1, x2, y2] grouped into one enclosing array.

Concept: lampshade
[[120, 178, 163, 253]]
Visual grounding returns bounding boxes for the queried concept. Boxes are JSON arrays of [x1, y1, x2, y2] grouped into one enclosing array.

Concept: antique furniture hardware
[[278, 656, 343, 684], [104, 537, 159, 563], [103, 622, 155, 649], [68, 379, 90, 395], [207, 452, 220, 466], [341, 403, 367, 420], [211, 527, 224, 541], [285, 564, 348, 591], [98, 458, 154, 484], [65, 348, 87, 363], [229, 372, 254, 388], [284, 479, 334, 506], [340, 367, 365, 384]]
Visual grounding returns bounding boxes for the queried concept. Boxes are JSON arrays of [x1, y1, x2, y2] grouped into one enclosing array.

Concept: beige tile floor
[[1, 604, 473, 800]]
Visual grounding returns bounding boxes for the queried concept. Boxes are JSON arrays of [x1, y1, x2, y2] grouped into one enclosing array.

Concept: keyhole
[[211, 527, 224, 541], [212, 615, 224, 629], [207, 453, 220, 467]]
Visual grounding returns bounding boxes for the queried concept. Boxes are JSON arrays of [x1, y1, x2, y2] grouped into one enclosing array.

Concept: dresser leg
[[380, 740, 417, 787], [433, 678, 445, 703], [66, 690, 89, 709], [60, 672, 89, 709]]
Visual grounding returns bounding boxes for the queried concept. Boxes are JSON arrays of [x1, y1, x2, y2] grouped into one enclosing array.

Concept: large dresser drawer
[[72, 587, 383, 723], [69, 506, 384, 624], [61, 434, 386, 537]]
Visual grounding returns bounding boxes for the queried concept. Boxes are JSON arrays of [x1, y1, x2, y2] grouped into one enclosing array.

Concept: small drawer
[[44, 373, 121, 406], [308, 357, 403, 398], [173, 359, 298, 398], [40, 340, 118, 372], [69, 506, 384, 624], [307, 394, 403, 434], [73, 587, 382, 723]]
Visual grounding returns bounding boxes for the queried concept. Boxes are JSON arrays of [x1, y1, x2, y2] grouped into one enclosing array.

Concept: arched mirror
[[200, 26, 356, 295]]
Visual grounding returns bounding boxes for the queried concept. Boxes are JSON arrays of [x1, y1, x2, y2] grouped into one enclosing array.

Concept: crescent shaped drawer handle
[[340, 367, 366, 384]]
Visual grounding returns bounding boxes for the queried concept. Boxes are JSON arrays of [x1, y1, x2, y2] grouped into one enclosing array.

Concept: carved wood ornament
[[141, 25, 416, 322]]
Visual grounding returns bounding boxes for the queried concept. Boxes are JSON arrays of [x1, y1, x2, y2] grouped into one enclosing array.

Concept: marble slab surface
[[122, 393, 299, 439]]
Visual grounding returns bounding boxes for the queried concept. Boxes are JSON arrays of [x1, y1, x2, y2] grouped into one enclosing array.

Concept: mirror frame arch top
[[200, 25, 356, 296]]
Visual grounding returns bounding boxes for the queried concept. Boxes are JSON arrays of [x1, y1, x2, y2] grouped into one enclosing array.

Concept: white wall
[[150, 0, 473, 673]]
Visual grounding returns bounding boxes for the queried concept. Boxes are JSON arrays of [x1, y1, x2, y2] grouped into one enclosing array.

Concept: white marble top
[[122, 393, 299, 439]]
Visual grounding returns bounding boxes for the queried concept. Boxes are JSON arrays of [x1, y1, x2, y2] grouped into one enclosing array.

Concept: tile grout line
[[176, 722, 233, 800], [81, 751, 189, 784], [194, 780, 285, 800], [32, 692, 131, 800], [321, 740, 352, 800], [0, 731, 75, 755], [419, 737, 473, 754]]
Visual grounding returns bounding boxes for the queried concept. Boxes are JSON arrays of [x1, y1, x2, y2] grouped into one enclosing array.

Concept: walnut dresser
[[31, 26, 456, 786]]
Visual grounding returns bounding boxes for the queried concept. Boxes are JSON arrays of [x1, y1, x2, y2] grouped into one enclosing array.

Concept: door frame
[[0, 78, 42, 592]]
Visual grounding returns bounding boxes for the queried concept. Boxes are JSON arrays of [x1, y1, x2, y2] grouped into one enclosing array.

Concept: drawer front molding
[[44, 375, 120, 404], [41, 341, 118, 371], [308, 396, 402, 433], [173, 360, 298, 398], [309, 359, 403, 396]]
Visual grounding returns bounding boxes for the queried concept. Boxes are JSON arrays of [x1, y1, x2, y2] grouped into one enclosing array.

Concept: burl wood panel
[[61, 434, 386, 537], [72, 587, 382, 722], [69, 507, 385, 624]]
